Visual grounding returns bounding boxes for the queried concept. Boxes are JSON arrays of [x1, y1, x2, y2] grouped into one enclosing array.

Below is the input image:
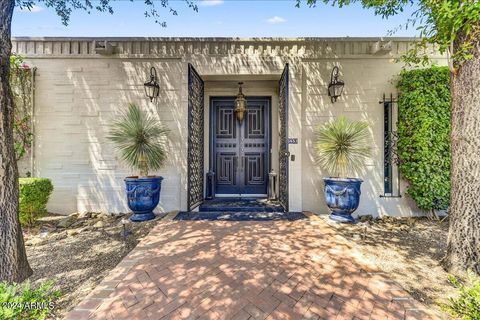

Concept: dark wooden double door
[[211, 97, 270, 196]]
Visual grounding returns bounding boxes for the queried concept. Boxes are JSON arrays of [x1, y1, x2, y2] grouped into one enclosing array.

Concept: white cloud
[[17, 5, 44, 13], [199, 0, 224, 6], [266, 16, 286, 24]]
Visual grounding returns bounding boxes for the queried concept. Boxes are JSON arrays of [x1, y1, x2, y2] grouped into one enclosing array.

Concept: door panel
[[211, 97, 270, 195], [216, 152, 236, 186]]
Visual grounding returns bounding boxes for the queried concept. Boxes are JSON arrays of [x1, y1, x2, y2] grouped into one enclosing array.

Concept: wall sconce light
[[234, 82, 247, 122], [327, 66, 345, 103], [144, 67, 160, 102]]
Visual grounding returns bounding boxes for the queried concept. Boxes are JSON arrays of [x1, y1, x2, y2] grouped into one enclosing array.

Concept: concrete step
[[174, 211, 306, 221], [199, 197, 283, 213]]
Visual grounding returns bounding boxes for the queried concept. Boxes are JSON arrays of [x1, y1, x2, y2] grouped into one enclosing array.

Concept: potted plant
[[108, 104, 169, 222], [314, 116, 371, 223]]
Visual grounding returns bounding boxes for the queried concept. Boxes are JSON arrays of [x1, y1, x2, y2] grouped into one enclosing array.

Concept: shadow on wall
[[43, 59, 186, 214], [38, 54, 294, 214], [301, 60, 421, 218], [33, 49, 423, 216]]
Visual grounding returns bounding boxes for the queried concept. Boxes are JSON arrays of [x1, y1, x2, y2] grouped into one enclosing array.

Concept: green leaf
[[107, 104, 169, 176], [314, 116, 371, 177], [397, 66, 451, 211]]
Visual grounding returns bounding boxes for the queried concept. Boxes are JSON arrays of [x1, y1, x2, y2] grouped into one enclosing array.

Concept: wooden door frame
[[209, 96, 272, 197]]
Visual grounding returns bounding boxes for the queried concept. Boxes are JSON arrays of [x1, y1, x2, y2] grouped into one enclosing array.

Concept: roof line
[[11, 36, 421, 42]]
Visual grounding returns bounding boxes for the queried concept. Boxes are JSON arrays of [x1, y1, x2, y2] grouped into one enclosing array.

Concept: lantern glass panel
[[328, 85, 336, 98], [334, 82, 344, 97], [144, 84, 153, 98]]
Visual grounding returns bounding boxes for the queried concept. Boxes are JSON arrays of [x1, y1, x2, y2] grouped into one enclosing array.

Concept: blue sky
[[12, 0, 418, 37]]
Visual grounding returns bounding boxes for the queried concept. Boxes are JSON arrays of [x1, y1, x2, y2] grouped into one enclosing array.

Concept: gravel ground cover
[[23, 212, 167, 319], [322, 215, 455, 315]]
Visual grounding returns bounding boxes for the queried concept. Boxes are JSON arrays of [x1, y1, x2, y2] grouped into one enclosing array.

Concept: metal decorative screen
[[278, 64, 289, 211], [187, 64, 205, 210], [380, 93, 401, 198]]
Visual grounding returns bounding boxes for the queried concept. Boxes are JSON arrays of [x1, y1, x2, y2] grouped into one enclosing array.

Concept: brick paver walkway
[[65, 214, 440, 320]]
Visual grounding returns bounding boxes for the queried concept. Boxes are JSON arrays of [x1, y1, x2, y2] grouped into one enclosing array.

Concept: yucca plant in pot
[[108, 104, 169, 222], [314, 116, 371, 223]]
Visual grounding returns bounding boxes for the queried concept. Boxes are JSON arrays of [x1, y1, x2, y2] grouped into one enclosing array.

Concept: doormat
[[174, 211, 306, 221]]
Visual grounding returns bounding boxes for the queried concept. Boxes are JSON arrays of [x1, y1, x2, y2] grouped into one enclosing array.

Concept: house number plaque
[[288, 138, 298, 144]]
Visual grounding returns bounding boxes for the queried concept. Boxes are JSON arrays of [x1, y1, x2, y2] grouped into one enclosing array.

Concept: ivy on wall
[[9, 55, 34, 162], [396, 66, 451, 212]]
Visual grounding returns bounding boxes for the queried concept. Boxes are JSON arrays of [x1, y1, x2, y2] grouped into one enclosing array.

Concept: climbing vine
[[396, 66, 451, 214], [9, 54, 34, 162]]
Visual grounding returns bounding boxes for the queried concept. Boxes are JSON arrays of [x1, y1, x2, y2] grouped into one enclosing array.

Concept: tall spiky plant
[[314, 116, 371, 178], [108, 104, 169, 177]]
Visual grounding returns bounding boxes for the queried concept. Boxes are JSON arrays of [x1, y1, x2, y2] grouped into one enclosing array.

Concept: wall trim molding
[[11, 37, 442, 59]]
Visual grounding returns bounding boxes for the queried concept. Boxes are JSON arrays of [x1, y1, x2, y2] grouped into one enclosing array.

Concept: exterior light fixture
[[234, 82, 247, 122], [327, 66, 345, 103], [144, 67, 160, 102]]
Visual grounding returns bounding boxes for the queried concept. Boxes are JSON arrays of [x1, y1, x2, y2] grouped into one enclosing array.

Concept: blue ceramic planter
[[125, 176, 163, 222], [323, 177, 363, 223]]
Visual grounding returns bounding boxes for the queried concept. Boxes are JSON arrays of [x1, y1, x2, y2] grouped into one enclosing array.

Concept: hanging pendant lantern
[[234, 82, 247, 122], [144, 67, 160, 102]]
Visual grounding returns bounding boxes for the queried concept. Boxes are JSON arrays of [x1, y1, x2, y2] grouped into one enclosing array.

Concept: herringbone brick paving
[[65, 214, 441, 320]]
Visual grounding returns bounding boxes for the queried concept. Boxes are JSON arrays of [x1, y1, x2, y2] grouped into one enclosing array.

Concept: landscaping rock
[[71, 219, 87, 228], [90, 212, 100, 219], [67, 229, 81, 237], [98, 213, 115, 222], [78, 212, 92, 219], [359, 214, 374, 222], [57, 216, 76, 228], [39, 226, 54, 238], [87, 218, 100, 226], [49, 231, 67, 241], [79, 226, 91, 232], [27, 237, 46, 246], [93, 221, 105, 228]]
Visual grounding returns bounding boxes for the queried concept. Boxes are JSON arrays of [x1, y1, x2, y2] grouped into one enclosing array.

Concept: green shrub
[[0, 281, 61, 320], [441, 273, 480, 320], [19, 178, 53, 227], [396, 66, 451, 211]]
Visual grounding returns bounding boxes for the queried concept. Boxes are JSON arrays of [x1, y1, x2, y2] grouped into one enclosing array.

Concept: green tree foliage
[[18, 178, 53, 227], [441, 272, 480, 320], [16, 0, 198, 27], [0, 280, 60, 320], [396, 66, 451, 211], [299, 0, 480, 66]]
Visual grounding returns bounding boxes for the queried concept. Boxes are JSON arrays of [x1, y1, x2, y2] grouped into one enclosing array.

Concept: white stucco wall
[[12, 37, 447, 216]]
